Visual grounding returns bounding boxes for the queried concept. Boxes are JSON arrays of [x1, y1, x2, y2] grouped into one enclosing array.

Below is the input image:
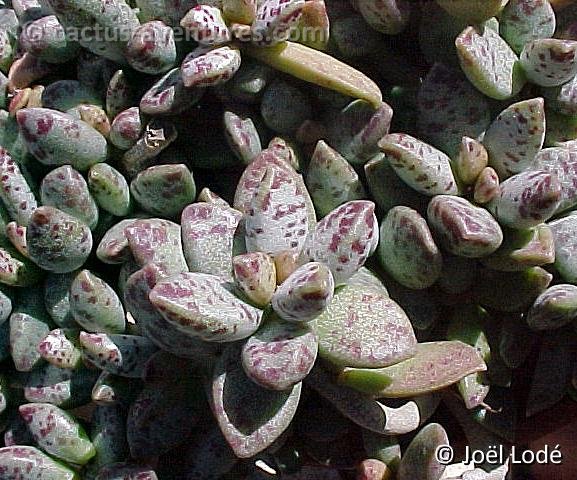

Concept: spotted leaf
[[37, 328, 82, 369], [0, 147, 37, 227], [526, 284, 577, 330], [181, 46, 241, 88], [500, 0, 556, 54], [520, 39, 577, 87], [180, 5, 231, 46], [356, 0, 410, 35], [233, 252, 277, 307], [0, 446, 79, 480], [252, 0, 304, 46]]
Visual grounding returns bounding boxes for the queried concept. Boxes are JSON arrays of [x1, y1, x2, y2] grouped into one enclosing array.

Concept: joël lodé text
[[464, 444, 563, 466]]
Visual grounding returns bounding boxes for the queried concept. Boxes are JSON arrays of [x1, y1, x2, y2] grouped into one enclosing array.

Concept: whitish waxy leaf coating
[[305, 140, 365, 217], [124, 218, 188, 275], [357, 0, 410, 35], [16, 108, 108, 170], [474, 167, 500, 204], [38, 329, 82, 369], [300, 201, 378, 285], [533, 145, 577, 214], [549, 214, 577, 283], [40, 165, 99, 229], [150, 272, 263, 342], [0, 446, 79, 480], [0, 148, 37, 227], [233, 252, 277, 307], [338, 341, 487, 397], [126, 21, 176, 75], [378, 207, 442, 289], [456, 26, 525, 100], [455, 137, 489, 185], [483, 98, 546, 179], [181, 46, 242, 88], [70, 270, 125, 334], [378, 133, 458, 196], [212, 344, 302, 458], [398, 424, 448, 480], [27, 207, 92, 273], [312, 283, 416, 368], [180, 5, 231, 46], [252, 0, 304, 46], [488, 170, 562, 229], [224, 111, 262, 165], [241, 317, 318, 390], [526, 284, 577, 330], [427, 196, 504, 258], [500, 0, 556, 54], [79, 332, 158, 378], [19, 403, 95, 465], [520, 39, 577, 87], [181, 203, 242, 281], [88, 163, 131, 217], [271, 262, 334, 322], [418, 64, 491, 158], [131, 164, 196, 219], [245, 166, 310, 256], [10, 313, 50, 372]]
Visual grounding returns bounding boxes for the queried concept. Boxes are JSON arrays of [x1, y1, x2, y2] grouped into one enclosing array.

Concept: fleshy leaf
[[500, 0, 556, 54], [398, 424, 448, 480], [0, 147, 37, 227], [417, 64, 491, 157], [312, 282, 416, 368], [526, 284, 577, 330], [483, 98, 546, 179], [211, 344, 302, 458], [233, 252, 277, 307], [0, 446, 79, 480], [427, 195, 503, 258], [520, 39, 577, 87], [38, 328, 82, 369], [338, 341, 486, 398], [224, 111, 262, 165], [271, 262, 334, 322], [241, 315, 318, 390], [181, 46, 241, 88], [549, 214, 577, 283], [9, 313, 50, 372], [379, 133, 458, 196], [456, 26, 525, 100], [252, 0, 304, 46], [356, 0, 410, 35], [88, 163, 131, 217], [378, 206, 442, 289], [150, 272, 263, 342]]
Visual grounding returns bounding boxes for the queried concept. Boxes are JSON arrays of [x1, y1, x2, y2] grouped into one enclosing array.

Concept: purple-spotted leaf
[[37, 328, 82, 369], [40, 165, 99, 229], [271, 262, 334, 322], [96, 219, 138, 265], [140, 68, 204, 116], [481, 223, 555, 271], [474, 167, 500, 204], [198, 187, 230, 207], [19, 403, 95, 465], [379, 134, 458, 196], [211, 344, 302, 458], [397, 424, 448, 480], [0, 446, 78, 480], [124, 264, 221, 359], [16, 108, 108, 170], [483, 98, 546, 179], [526, 284, 577, 330], [436, 0, 504, 23], [233, 252, 277, 307], [150, 272, 263, 342], [378, 207, 442, 289], [6, 222, 29, 259], [305, 140, 365, 217], [241, 315, 318, 390], [338, 341, 487, 398], [224, 111, 262, 165], [88, 404, 129, 475], [126, 21, 176, 75], [520, 39, 577, 87], [252, 0, 304, 46], [533, 145, 577, 214], [79, 332, 158, 378], [130, 164, 196, 219], [427, 196, 503, 258], [124, 218, 188, 274], [106, 70, 136, 120], [181, 202, 242, 281], [9, 313, 50, 372], [0, 243, 41, 287], [500, 0, 556, 54], [180, 5, 231, 46], [69, 270, 125, 334], [456, 26, 525, 100], [356, 0, 410, 35], [0, 147, 37, 227], [234, 148, 316, 229], [109, 107, 142, 150], [455, 136, 489, 185], [181, 46, 241, 88], [312, 282, 416, 368], [88, 163, 131, 217], [418, 64, 491, 158], [245, 166, 310, 256], [487, 170, 562, 229]]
